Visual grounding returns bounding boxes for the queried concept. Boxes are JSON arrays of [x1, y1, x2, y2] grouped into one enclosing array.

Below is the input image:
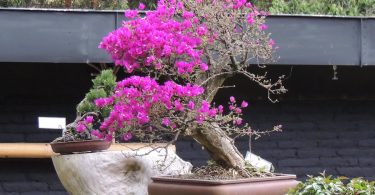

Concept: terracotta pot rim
[[50, 139, 112, 154], [151, 173, 297, 185], [51, 139, 110, 144]]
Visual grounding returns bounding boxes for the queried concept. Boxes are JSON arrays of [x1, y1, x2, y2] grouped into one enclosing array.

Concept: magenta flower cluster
[[99, 0, 273, 75], [227, 96, 248, 125], [94, 76, 204, 131], [75, 115, 113, 141], [76, 116, 92, 133], [92, 76, 249, 140], [99, 0, 212, 75], [89, 0, 270, 141]]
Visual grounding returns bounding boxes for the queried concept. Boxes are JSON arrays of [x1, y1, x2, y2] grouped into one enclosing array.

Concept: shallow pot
[[50, 140, 111, 154], [149, 173, 298, 195]]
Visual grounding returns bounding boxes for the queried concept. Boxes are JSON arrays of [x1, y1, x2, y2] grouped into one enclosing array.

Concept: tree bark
[[92, 0, 98, 9], [203, 74, 227, 103], [193, 75, 246, 170], [191, 124, 246, 169], [64, 0, 71, 8]]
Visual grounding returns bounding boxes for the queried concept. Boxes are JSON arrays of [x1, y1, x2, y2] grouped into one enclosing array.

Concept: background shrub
[[0, 0, 374, 16], [253, 0, 375, 16], [288, 173, 375, 195]]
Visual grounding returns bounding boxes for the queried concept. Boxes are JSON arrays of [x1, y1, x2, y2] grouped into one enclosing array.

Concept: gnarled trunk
[[203, 74, 228, 103], [193, 75, 246, 170], [191, 124, 246, 169]]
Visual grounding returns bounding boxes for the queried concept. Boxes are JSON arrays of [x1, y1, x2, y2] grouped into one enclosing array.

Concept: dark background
[[0, 63, 374, 194]]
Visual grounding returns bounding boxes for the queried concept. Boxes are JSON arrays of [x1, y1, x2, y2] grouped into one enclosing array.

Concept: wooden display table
[[0, 143, 176, 158]]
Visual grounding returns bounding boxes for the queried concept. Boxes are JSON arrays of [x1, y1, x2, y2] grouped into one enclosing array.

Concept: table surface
[[0, 143, 175, 158]]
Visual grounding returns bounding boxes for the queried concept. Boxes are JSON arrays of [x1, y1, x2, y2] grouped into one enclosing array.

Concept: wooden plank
[[0, 143, 54, 158], [0, 143, 175, 158]]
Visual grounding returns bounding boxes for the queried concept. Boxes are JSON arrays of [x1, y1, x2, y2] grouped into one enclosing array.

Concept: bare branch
[[86, 63, 102, 73]]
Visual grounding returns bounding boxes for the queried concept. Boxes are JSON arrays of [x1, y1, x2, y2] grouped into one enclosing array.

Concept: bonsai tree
[[58, 0, 286, 177], [53, 69, 117, 142]]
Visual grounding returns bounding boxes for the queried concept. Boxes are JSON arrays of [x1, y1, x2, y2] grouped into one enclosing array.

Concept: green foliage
[[346, 178, 375, 195], [72, 0, 129, 10], [288, 174, 346, 195], [127, 0, 157, 9], [92, 68, 117, 93], [253, 0, 375, 16], [1, 0, 374, 15], [288, 173, 375, 195], [76, 69, 116, 116], [0, 0, 129, 10]]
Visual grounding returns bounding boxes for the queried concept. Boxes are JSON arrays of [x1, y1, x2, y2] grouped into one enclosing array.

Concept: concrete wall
[[0, 63, 374, 194]]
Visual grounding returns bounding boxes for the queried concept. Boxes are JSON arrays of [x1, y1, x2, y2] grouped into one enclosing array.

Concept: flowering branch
[[61, 0, 288, 176]]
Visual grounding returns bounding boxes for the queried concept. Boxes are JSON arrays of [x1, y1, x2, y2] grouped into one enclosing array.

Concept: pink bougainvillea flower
[[188, 101, 195, 109], [232, 0, 246, 9], [91, 130, 103, 139], [259, 24, 268, 31], [197, 25, 208, 36], [174, 100, 184, 111], [95, 97, 113, 108], [196, 112, 205, 124], [218, 105, 224, 113], [182, 11, 194, 19], [76, 123, 86, 133], [200, 63, 208, 71], [200, 100, 210, 113], [124, 10, 138, 18], [241, 101, 248, 108], [268, 39, 276, 47], [208, 108, 218, 117], [235, 118, 243, 125], [162, 118, 170, 126], [105, 134, 113, 141], [122, 132, 133, 141], [260, 11, 269, 16], [95, 98, 106, 107], [138, 3, 145, 10], [230, 96, 236, 103], [84, 116, 94, 124], [246, 14, 254, 25]]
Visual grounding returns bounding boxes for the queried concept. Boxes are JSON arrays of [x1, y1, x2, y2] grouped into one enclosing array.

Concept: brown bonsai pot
[[50, 140, 111, 154], [149, 174, 298, 195]]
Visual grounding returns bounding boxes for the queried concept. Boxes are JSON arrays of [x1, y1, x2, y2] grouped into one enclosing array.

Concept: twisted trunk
[[191, 124, 246, 169], [192, 75, 246, 169]]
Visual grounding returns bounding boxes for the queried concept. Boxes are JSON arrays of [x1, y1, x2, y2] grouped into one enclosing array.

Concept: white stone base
[[52, 145, 192, 195]]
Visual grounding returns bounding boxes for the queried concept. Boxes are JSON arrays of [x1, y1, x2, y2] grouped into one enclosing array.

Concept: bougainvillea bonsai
[[56, 0, 287, 177]]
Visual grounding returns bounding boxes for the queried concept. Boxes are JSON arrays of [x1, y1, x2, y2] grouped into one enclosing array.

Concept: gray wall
[[1, 10, 375, 66], [0, 63, 375, 194]]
